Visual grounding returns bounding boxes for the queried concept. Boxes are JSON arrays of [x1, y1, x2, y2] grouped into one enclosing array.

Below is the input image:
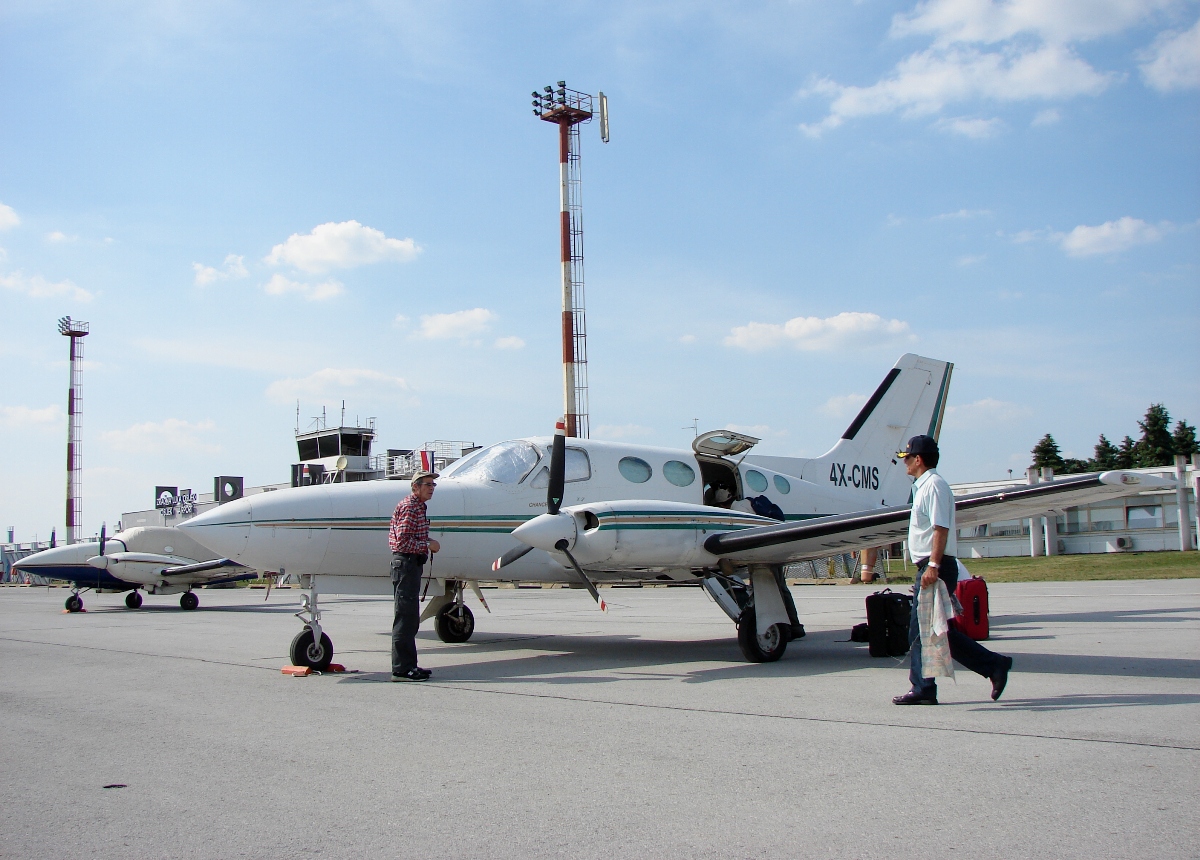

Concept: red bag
[[954, 576, 989, 640]]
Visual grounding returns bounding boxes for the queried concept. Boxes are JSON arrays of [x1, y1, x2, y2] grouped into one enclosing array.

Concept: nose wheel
[[289, 627, 334, 671], [65, 593, 84, 613], [435, 602, 475, 643], [180, 591, 199, 611], [125, 591, 143, 609]]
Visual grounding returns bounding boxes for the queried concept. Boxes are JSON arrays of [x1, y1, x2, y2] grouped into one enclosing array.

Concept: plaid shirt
[[389, 494, 430, 555]]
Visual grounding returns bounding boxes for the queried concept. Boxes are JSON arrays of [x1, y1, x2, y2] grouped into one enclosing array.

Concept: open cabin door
[[692, 431, 760, 506]]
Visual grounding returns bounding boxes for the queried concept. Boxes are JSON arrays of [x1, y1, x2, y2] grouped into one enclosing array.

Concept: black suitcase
[[865, 589, 912, 658]]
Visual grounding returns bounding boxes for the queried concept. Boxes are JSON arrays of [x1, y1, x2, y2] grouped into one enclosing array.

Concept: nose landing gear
[[288, 576, 334, 671], [65, 593, 84, 613]]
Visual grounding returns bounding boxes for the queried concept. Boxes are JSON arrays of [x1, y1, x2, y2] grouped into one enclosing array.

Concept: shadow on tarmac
[[994, 692, 1200, 711], [335, 624, 1200, 687]]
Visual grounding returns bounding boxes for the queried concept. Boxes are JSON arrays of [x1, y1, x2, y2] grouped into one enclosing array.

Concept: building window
[[1127, 505, 1163, 529]]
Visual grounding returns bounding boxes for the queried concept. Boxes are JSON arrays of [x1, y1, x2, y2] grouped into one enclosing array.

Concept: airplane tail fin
[[800, 353, 953, 507]]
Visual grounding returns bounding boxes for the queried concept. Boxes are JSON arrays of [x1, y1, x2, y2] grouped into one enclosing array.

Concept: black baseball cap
[[897, 434, 939, 460]]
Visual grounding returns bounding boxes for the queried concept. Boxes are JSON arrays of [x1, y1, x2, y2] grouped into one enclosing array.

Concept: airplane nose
[[179, 497, 252, 560], [511, 512, 577, 553]]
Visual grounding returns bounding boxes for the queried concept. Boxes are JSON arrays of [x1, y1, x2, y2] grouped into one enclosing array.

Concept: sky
[[1, 0, 1198, 541]]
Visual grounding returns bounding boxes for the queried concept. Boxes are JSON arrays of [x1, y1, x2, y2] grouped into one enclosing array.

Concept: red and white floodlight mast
[[532, 82, 609, 438], [58, 316, 89, 544]]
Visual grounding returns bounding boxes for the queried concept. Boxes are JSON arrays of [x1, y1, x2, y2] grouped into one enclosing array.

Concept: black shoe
[[892, 691, 938, 705], [991, 656, 1013, 701], [391, 668, 430, 682]]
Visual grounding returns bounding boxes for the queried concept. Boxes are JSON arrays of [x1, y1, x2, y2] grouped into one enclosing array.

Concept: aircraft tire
[[125, 591, 143, 610], [289, 627, 334, 671], [435, 603, 475, 644], [736, 607, 788, 663], [65, 594, 83, 613], [180, 591, 199, 611]]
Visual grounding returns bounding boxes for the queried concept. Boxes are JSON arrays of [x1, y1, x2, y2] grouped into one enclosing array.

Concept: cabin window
[[773, 475, 791, 494], [745, 469, 768, 493], [663, 460, 696, 487], [446, 441, 540, 484], [618, 457, 653, 483], [529, 448, 592, 487]]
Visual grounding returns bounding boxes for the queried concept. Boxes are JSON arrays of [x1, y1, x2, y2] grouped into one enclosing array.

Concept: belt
[[395, 551, 428, 563]]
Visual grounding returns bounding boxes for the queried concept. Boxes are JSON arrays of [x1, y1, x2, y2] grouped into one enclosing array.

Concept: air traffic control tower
[[291, 419, 383, 486]]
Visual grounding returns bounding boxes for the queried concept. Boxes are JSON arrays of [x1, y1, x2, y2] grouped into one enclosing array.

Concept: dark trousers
[[908, 556, 1006, 695], [391, 553, 425, 675]]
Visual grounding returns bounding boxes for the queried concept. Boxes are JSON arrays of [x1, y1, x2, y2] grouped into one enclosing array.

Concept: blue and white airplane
[[12, 525, 254, 611], [180, 353, 1171, 669]]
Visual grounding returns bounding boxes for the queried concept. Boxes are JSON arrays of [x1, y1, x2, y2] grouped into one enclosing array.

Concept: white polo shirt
[[908, 468, 957, 561]]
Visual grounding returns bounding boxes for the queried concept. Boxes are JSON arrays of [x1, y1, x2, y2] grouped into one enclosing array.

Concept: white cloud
[[494, 335, 525, 350], [801, 44, 1111, 136], [957, 253, 987, 266], [944, 398, 1032, 429], [46, 231, 78, 243], [935, 115, 1006, 137], [891, 0, 1178, 46], [678, 334, 697, 344], [1058, 217, 1164, 256], [1032, 107, 1061, 125], [418, 308, 495, 340], [193, 254, 248, 286], [0, 404, 64, 428], [263, 273, 344, 301], [1140, 18, 1200, 91], [0, 271, 93, 302], [725, 312, 913, 352], [265, 220, 421, 273], [934, 208, 991, 219], [820, 393, 868, 418], [265, 368, 412, 404], [593, 423, 654, 440], [0, 203, 18, 231], [102, 418, 221, 455]]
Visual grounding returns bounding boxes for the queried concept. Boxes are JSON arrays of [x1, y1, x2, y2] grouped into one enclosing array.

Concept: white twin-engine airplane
[[12, 525, 255, 612], [180, 353, 1171, 670]]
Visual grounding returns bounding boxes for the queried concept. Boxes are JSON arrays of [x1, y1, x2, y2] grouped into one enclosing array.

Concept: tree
[[1090, 434, 1120, 471], [1135, 403, 1174, 467], [1031, 434, 1065, 472], [1116, 436, 1136, 469], [1172, 420, 1197, 459], [1060, 457, 1089, 474]]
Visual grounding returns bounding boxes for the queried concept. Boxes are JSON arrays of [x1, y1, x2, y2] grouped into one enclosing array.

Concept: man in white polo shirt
[[892, 435, 1013, 705]]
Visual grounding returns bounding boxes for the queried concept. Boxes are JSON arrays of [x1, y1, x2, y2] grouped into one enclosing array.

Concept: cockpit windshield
[[440, 440, 542, 484]]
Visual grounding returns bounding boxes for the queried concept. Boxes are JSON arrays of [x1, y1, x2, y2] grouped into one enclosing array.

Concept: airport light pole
[[532, 81, 608, 438], [59, 316, 89, 545]]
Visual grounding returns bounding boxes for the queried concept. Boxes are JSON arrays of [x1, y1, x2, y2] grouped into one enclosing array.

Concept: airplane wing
[[704, 470, 1175, 565], [159, 558, 245, 577]]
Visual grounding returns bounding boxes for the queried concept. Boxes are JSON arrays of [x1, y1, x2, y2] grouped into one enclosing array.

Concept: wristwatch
[[928, 561, 940, 569]]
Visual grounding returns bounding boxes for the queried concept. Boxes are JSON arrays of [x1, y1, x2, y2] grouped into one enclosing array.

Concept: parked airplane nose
[[179, 497, 252, 560], [511, 511, 577, 553]]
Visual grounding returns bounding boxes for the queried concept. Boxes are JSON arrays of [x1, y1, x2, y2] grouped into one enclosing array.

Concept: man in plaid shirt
[[389, 469, 441, 681]]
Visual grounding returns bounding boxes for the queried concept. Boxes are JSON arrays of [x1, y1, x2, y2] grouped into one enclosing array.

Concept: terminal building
[[954, 460, 1198, 558]]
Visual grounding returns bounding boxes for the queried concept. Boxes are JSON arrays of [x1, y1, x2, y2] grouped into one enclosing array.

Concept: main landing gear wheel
[[289, 627, 334, 671], [737, 607, 788, 663], [125, 591, 143, 610], [65, 594, 84, 613], [179, 591, 199, 611], [435, 603, 475, 643]]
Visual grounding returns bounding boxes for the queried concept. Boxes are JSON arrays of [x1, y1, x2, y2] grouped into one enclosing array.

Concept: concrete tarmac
[[2, 579, 1197, 859]]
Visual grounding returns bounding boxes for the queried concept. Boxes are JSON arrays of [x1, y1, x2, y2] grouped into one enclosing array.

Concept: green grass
[[875, 552, 1200, 584]]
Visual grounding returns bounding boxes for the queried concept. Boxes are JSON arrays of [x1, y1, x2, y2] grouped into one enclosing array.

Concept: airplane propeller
[[99, 523, 106, 557], [492, 419, 607, 612], [491, 419, 568, 572]]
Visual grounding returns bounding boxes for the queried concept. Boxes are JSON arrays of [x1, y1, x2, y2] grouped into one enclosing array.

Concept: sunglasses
[[417, 481, 437, 488]]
